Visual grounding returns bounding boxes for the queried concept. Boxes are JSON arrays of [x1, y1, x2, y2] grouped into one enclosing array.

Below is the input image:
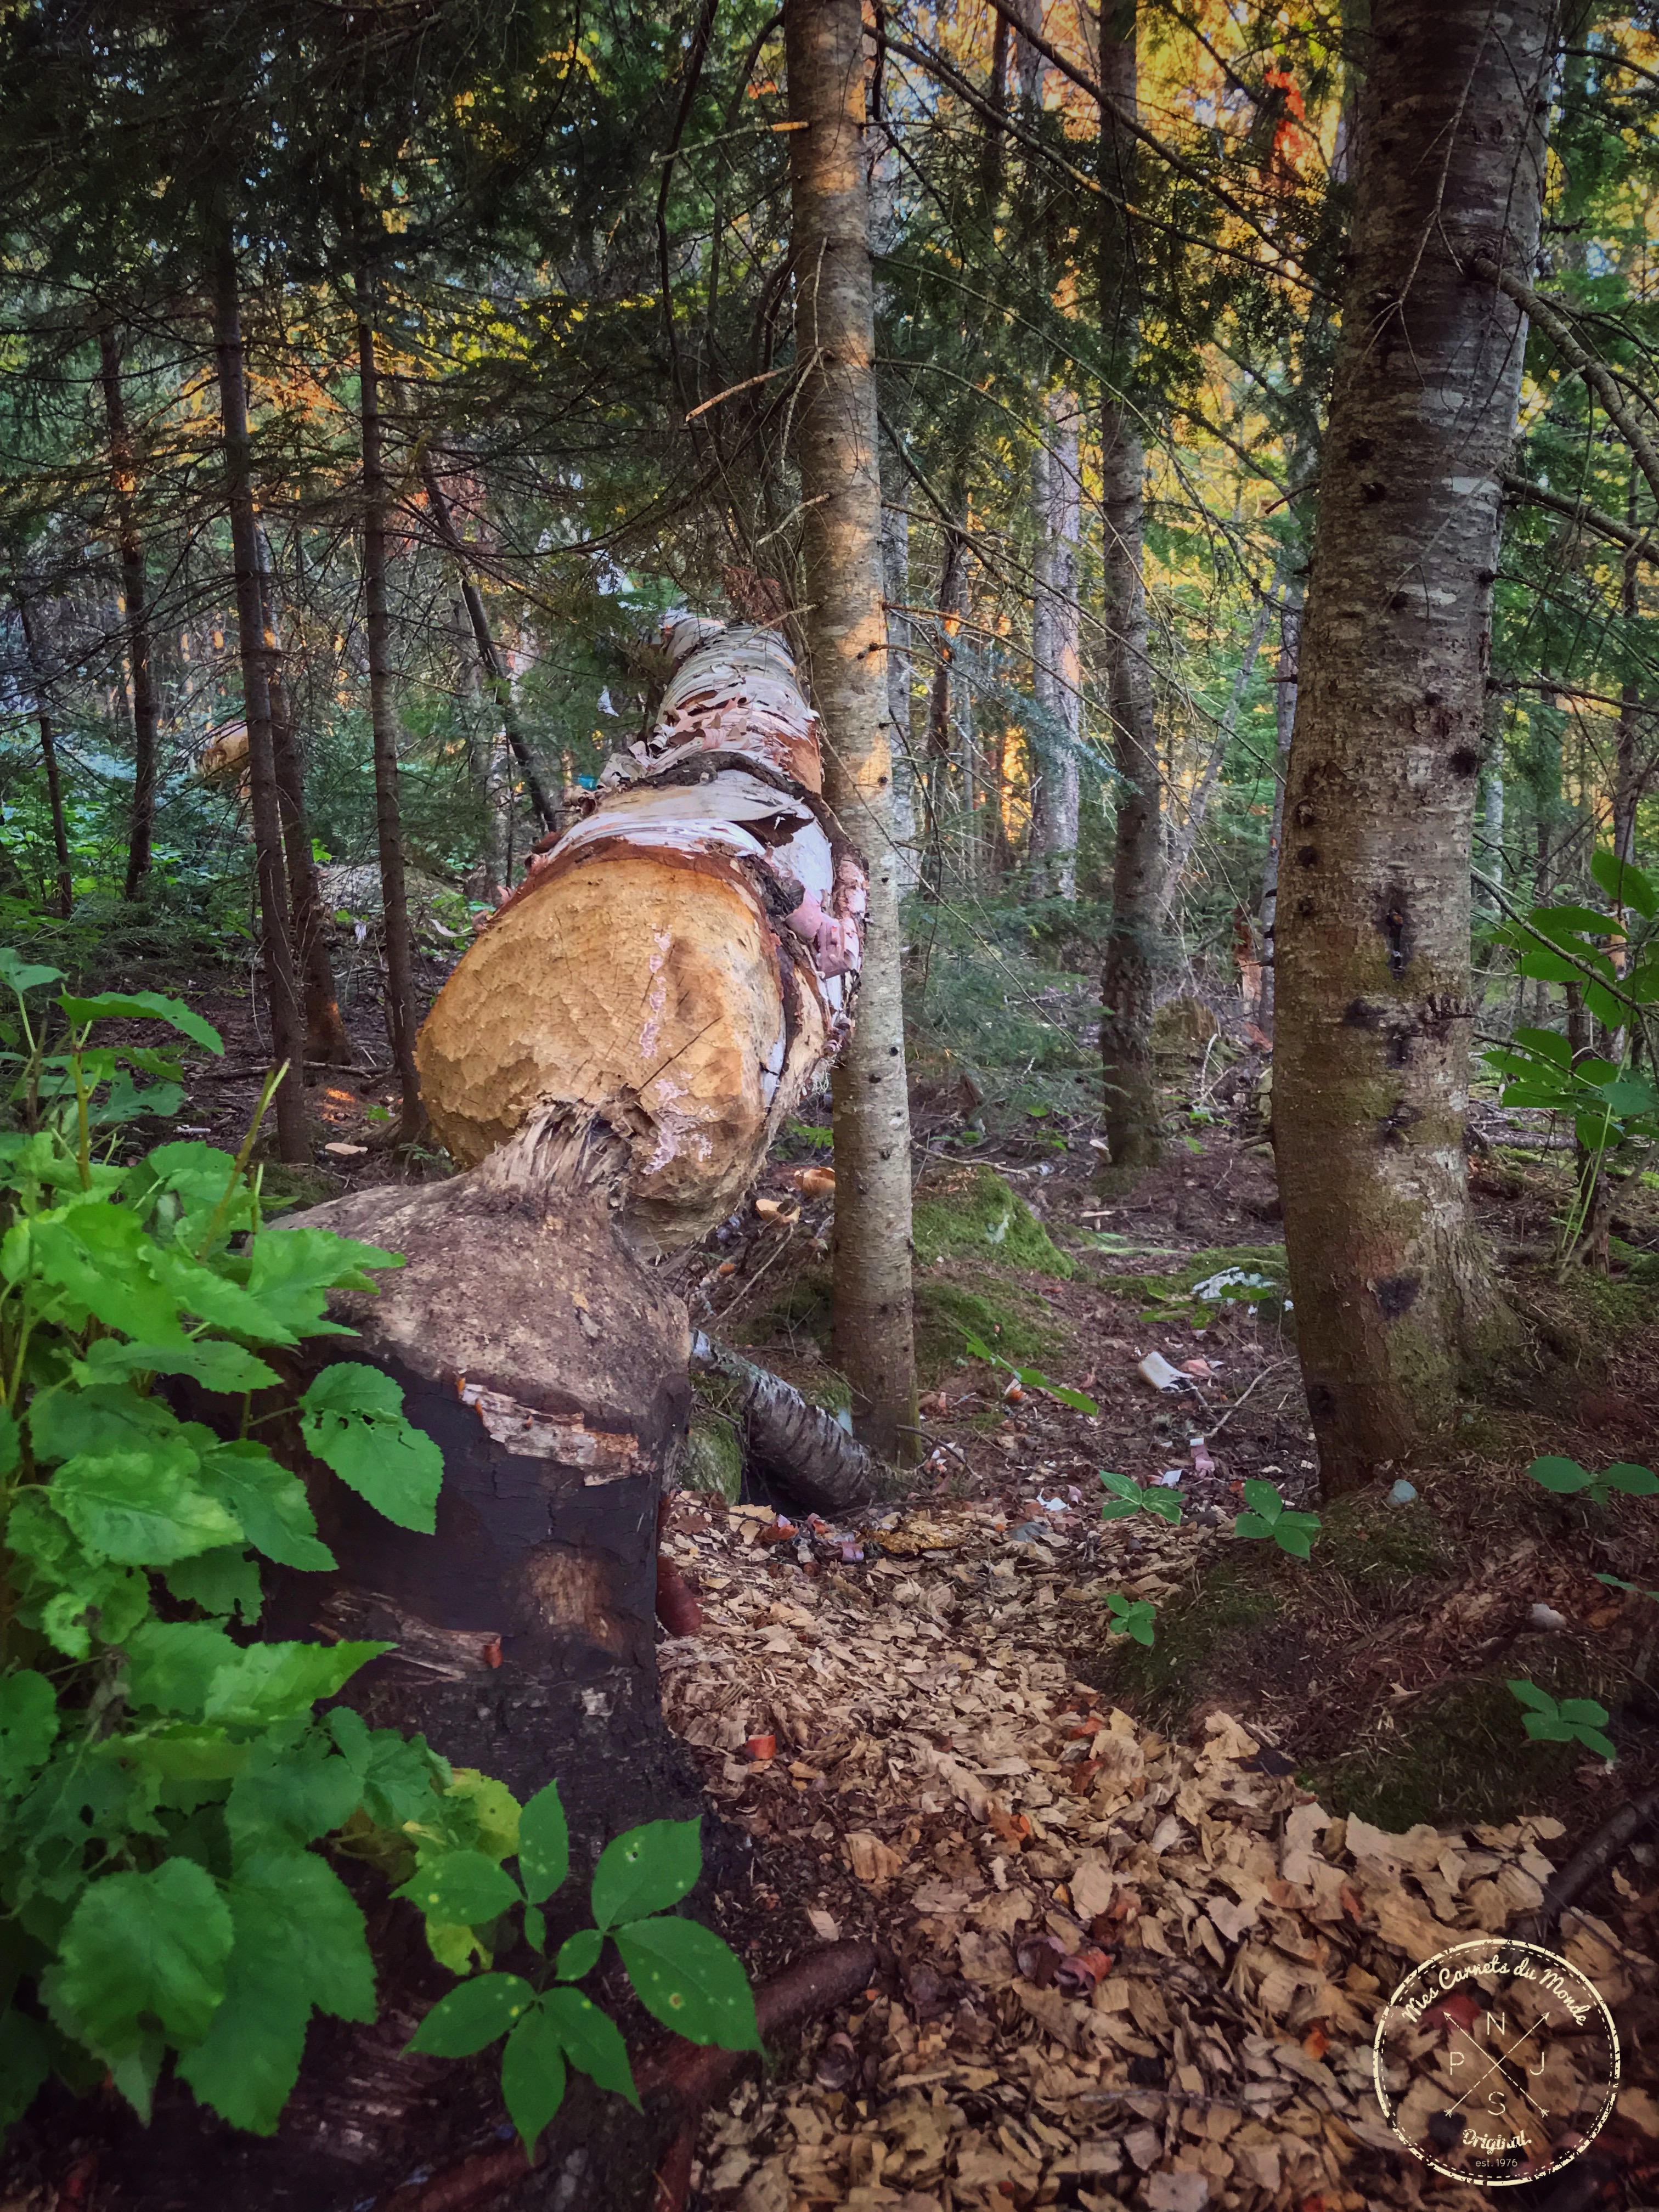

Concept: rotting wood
[[417, 618, 864, 1249]]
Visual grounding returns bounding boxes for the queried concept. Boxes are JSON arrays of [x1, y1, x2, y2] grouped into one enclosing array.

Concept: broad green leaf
[[1507, 1678, 1556, 1715], [326, 1709, 445, 1826], [614, 1917, 760, 2049], [129, 1725, 249, 1785], [1273, 1516, 1320, 1561], [225, 1731, 361, 1857], [396, 1850, 521, 1926], [59, 990, 223, 1056], [0, 2006, 50, 2131], [0, 1408, 17, 1480], [540, 1984, 639, 2106], [524, 1905, 546, 1953], [445, 1769, 521, 1860], [1517, 946, 1586, 983], [0, 1672, 59, 1793], [1238, 1479, 1283, 1520], [31, 1210, 185, 1344], [555, 1927, 603, 1982], [203, 1641, 387, 1730], [146, 1247, 302, 1345], [501, 2002, 567, 2153], [162, 1547, 264, 1623], [1558, 1696, 1612, 1726], [405, 1973, 534, 2057], [30, 1381, 180, 1465], [1604, 1463, 1659, 1497], [1579, 1726, 1618, 1761], [206, 1443, 335, 1572], [1590, 849, 1658, 918], [52, 1446, 240, 1566], [298, 1364, 442, 1533], [79, 1338, 280, 1396], [1528, 904, 1620, 939], [1583, 985, 1628, 1034], [1233, 1513, 1274, 1540], [53, 1860, 233, 2056], [518, 1781, 569, 1903], [178, 1849, 374, 2134], [201, 1637, 387, 1734], [247, 1228, 403, 1336], [1522, 1712, 1574, 1743], [1141, 1488, 1183, 1525], [125, 1621, 240, 1717], [0, 950, 65, 995], [1527, 1455, 1596, 1495], [591, 1818, 701, 1929]]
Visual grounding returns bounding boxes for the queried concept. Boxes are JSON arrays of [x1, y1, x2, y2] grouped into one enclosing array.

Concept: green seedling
[[1103, 1592, 1157, 1647], [1233, 1479, 1322, 1560], [1508, 1679, 1616, 1762], [1098, 1469, 1183, 1526]]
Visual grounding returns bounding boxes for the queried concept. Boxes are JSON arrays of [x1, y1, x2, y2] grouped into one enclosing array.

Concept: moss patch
[[1316, 1494, 1452, 1597], [680, 1408, 743, 1503], [912, 1167, 1074, 1278], [1091, 1553, 1285, 1725], [914, 1278, 1065, 1385], [1307, 1677, 1579, 1832], [1107, 1242, 1286, 1305]]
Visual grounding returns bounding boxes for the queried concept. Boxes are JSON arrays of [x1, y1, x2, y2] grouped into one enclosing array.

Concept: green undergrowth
[[912, 1166, 1075, 1278], [1100, 1242, 1289, 1324], [1307, 1678, 1581, 1832], [736, 1264, 1066, 1388]]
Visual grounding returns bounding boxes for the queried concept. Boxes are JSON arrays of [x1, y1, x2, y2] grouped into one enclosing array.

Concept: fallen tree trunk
[[416, 618, 863, 1249], [690, 1333, 882, 1514], [200, 619, 867, 2206]]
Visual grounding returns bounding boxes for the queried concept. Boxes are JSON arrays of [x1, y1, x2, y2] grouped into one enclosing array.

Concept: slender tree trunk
[[257, 527, 352, 1065], [15, 595, 74, 919], [880, 494, 920, 893], [357, 280, 426, 1145], [1161, 596, 1272, 924], [921, 495, 969, 899], [1029, 391, 1082, 898], [1098, 0, 1164, 1174], [787, 0, 918, 1462], [99, 325, 161, 902], [1615, 501, 1643, 864], [212, 226, 309, 1163], [1273, 0, 1553, 1488], [1258, 585, 1302, 1032], [417, 445, 561, 837]]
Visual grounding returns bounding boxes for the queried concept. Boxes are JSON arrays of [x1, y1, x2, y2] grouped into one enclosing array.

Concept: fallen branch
[[1517, 1784, 1659, 1945], [691, 1331, 885, 1513]]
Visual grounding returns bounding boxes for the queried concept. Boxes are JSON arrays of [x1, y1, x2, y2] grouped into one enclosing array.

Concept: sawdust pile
[[659, 1497, 1659, 2211]]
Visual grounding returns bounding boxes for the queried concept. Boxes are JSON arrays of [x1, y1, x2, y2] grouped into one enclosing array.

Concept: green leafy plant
[[1102, 1592, 1157, 1647], [1527, 1455, 1659, 1505], [0, 954, 757, 2152], [1507, 1679, 1616, 1762], [1233, 1479, 1322, 1560], [1595, 1572, 1659, 1604], [962, 1330, 1099, 1414], [404, 1798, 759, 2155], [1098, 1468, 1183, 1527]]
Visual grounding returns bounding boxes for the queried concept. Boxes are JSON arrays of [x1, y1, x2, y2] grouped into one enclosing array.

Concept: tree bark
[[1029, 391, 1082, 898], [1258, 585, 1301, 1033], [358, 281, 427, 1146], [99, 325, 161, 904], [417, 445, 561, 838], [787, 0, 918, 1462], [257, 527, 353, 1066], [15, 594, 74, 920], [1161, 596, 1272, 924], [1273, 0, 1553, 1488], [1098, 0, 1164, 1175], [211, 225, 309, 1163], [919, 490, 969, 900]]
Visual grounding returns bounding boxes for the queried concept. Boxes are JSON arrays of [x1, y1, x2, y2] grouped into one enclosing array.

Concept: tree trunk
[[1258, 585, 1301, 1034], [418, 445, 561, 837], [1273, 0, 1552, 1488], [1098, 0, 1164, 1175], [1029, 391, 1082, 898], [787, 0, 918, 1462], [15, 594, 74, 919], [357, 282, 427, 1146], [1161, 596, 1272, 924], [212, 225, 309, 1164], [920, 494, 969, 900], [258, 527, 353, 1065], [99, 325, 161, 903], [1615, 489, 1644, 865], [880, 493, 920, 893]]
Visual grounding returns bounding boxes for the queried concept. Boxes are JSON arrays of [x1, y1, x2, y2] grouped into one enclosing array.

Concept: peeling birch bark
[[416, 619, 863, 1249]]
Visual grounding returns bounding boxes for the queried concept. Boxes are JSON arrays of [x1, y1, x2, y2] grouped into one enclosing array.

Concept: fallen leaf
[[323, 1141, 368, 1158], [845, 1831, 905, 1884]]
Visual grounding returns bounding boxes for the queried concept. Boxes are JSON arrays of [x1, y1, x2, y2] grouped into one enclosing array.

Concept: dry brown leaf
[[845, 1831, 905, 1884]]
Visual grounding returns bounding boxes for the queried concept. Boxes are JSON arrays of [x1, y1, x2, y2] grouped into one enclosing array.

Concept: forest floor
[[114, 942, 1659, 2209]]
